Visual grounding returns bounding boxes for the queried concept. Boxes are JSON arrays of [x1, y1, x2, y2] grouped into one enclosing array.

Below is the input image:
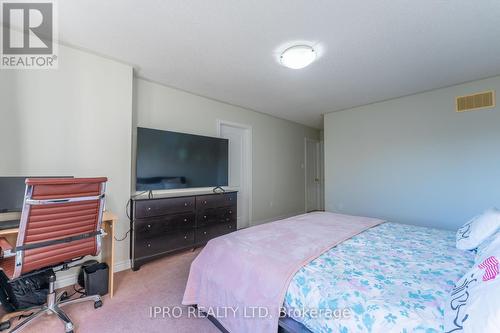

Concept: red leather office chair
[[0, 177, 108, 333]]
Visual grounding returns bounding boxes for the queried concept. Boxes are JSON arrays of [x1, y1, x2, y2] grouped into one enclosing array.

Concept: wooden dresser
[[130, 191, 237, 270]]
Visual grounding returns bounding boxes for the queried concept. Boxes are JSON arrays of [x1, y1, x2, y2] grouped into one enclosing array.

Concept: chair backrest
[[13, 178, 107, 278]]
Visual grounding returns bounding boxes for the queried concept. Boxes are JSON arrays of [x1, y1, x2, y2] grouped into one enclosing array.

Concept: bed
[[183, 212, 474, 333], [283, 222, 474, 333]]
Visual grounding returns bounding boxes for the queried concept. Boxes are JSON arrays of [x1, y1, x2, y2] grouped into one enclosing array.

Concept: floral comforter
[[283, 222, 474, 333]]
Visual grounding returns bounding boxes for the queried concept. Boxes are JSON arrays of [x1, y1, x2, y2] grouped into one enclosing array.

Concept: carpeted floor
[[6, 249, 220, 333]]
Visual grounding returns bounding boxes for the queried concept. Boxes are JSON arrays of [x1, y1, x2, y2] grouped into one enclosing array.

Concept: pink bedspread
[[182, 212, 384, 333]]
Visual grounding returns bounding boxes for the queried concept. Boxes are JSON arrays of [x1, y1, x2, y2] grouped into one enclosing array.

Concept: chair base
[[1, 275, 102, 333]]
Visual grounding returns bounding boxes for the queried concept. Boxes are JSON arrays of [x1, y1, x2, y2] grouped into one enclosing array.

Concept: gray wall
[[0, 45, 134, 274], [134, 78, 320, 224], [324, 76, 500, 230]]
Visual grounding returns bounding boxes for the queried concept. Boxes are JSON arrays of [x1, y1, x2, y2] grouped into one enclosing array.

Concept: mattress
[[283, 222, 474, 333]]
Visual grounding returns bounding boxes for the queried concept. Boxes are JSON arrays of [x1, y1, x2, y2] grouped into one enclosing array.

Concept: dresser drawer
[[134, 213, 195, 240], [220, 192, 237, 207], [134, 197, 195, 218], [195, 226, 219, 244], [135, 231, 194, 259], [196, 208, 218, 227], [196, 192, 236, 209], [195, 222, 236, 244], [196, 195, 222, 209], [217, 221, 236, 235], [217, 207, 236, 223]]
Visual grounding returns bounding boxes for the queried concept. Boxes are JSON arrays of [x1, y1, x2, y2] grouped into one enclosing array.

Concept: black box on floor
[[83, 262, 109, 296]]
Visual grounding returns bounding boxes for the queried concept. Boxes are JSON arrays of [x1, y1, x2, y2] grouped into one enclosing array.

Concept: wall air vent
[[456, 90, 495, 112]]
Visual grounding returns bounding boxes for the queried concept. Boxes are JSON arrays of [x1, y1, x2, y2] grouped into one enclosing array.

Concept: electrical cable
[[114, 190, 152, 242]]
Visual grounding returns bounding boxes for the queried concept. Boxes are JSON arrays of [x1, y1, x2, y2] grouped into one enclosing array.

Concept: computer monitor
[[0, 176, 73, 213]]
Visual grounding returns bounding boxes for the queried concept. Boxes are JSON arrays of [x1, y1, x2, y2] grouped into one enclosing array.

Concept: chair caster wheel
[[65, 322, 74, 332], [0, 321, 10, 331], [60, 291, 69, 301], [94, 300, 103, 309]]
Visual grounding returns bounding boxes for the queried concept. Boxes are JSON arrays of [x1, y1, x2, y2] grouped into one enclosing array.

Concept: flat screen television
[[136, 127, 229, 191]]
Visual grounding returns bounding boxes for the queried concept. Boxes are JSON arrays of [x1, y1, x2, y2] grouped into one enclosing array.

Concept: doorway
[[305, 138, 323, 212], [217, 120, 252, 229]]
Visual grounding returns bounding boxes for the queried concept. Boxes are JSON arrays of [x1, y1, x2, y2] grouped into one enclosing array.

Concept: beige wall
[[134, 78, 320, 224], [0, 45, 134, 281]]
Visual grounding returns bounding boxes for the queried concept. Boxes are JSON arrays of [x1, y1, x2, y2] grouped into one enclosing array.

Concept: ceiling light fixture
[[280, 45, 316, 69]]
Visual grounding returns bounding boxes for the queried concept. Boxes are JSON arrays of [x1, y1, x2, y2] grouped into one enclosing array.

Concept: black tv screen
[[136, 128, 229, 191]]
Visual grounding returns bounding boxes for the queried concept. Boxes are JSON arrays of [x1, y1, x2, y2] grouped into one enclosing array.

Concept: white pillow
[[475, 231, 500, 263], [445, 237, 500, 333], [456, 208, 500, 250]]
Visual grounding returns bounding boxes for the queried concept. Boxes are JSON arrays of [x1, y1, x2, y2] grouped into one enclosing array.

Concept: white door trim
[[304, 137, 321, 212], [217, 119, 253, 227], [319, 140, 325, 210]]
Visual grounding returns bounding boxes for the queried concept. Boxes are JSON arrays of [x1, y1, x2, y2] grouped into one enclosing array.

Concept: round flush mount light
[[280, 45, 316, 69]]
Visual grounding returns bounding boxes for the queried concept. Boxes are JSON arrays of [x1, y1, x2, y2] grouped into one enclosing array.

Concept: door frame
[[304, 137, 321, 212], [319, 140, 325, 210], [217, 119, 253, 227]]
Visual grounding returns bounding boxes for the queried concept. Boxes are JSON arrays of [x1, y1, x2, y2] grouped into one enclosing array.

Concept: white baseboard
[[54, 259, 131, 289], [114, 259, 132, 272], [54, 273, 78, 289]]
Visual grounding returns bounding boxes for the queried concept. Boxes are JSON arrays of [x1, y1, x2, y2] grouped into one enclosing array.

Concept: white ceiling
[[57, 0, 500, 128]]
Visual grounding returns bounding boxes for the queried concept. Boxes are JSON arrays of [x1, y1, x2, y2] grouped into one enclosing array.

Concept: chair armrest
[[0, 237, 14, 258]]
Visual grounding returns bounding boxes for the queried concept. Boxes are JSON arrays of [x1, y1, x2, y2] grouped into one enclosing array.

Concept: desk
[[0, 211, 119, 298]]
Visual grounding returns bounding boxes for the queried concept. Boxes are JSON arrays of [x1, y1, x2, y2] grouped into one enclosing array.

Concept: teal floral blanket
[[284, 222, 474, 333]]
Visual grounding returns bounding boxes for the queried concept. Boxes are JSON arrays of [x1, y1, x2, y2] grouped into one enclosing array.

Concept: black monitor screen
[[0, 176, 73, 213], [136, 128, 229, 191]]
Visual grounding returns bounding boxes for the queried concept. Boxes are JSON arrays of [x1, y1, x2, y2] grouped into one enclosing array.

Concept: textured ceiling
[[56, 0, 500, 128]]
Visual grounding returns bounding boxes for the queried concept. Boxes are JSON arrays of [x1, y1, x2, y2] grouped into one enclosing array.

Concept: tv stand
[[129, 191, 237, 271]]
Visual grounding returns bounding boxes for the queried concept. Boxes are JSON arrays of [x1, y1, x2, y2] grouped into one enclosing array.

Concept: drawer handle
[[184, 235, 188, 240], [204, 215, 207, 219], [184, 218, 188, 222], [228, 225, 232, 229], [203, 231, 207, 235], [229, 210, 232, 214], [147, 224, 151, 228], [147, 207, 151, 211], [184, 202, 188, 206], [203, 201, 207, 204], [147, 243, 151, 247]]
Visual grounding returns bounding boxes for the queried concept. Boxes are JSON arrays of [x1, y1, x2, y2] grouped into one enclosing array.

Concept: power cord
[[114, 190, 153, 242], [114, 229, 131, 242], [212, 186, 225, 194], [73, 285, 86, 296]]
